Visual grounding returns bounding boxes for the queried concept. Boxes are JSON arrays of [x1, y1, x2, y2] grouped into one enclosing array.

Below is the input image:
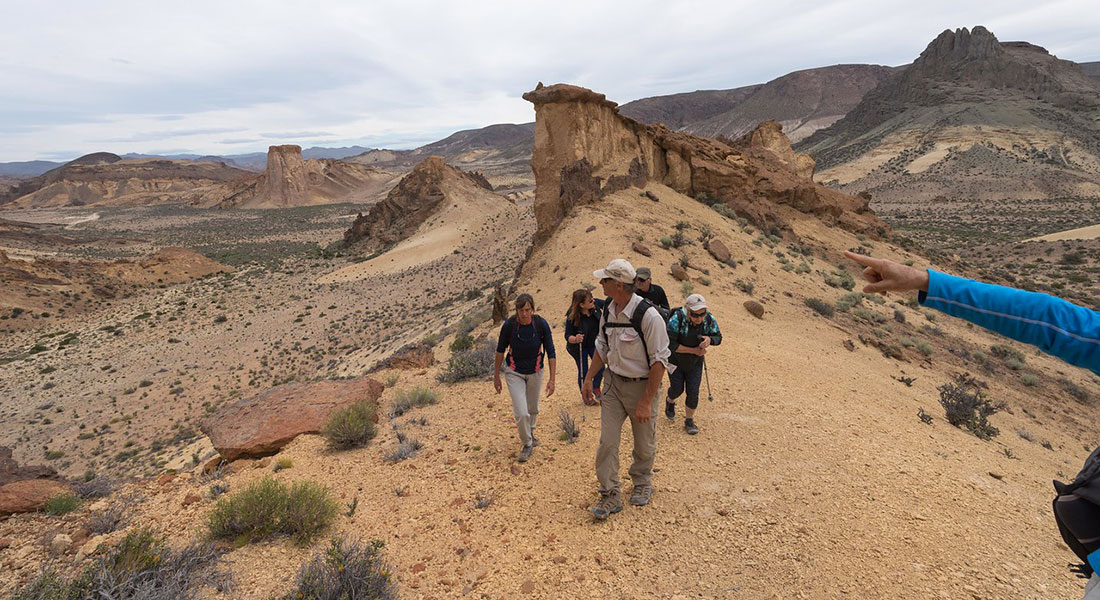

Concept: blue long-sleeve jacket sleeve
[[920, 270, 1100, 376]]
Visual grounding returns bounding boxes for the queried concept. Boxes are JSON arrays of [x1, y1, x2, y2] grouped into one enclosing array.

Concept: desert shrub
[[449, 331, 473, 352], [44, 493, 81, 516], [659, 236, 673, 249], [899, 336, 916, 348], [1016, 428, 1034, 442], [438, 341, 495, 383], [1061, 251, 1086, 265], [836, 292, 864, 312], [804, 298, 834, 317], [990, 344, 1025, 364], [680, 281, 694, 297], [559, 409, 580, 443], [274, 457, 294, 471], [13, 528, 226, 600], [283, 536, 396, 600], [74, 476, 116, 498], [87, 503, 127, 535], [213, 315, 228, 324], [699, 276, 712, 286], [938, 374, 1005, 440], [207, 477, 338, 546], [322, 401, 378, 450], [1004, 358, 1025, 371], [389, 387, 439, 418], [915, 341, 933, 356], [852, 308, 886, 324], [384, 374, 399, 388], [824, 268, 855, 290], [893, 309, 906, 323], [712, 203, 736, 219], [385, 438, 422, 463], [1062, 378, 1092, 404]]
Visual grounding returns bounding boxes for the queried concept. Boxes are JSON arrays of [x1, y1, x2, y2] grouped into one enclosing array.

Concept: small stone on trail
[[511, 465, 520, 475], [585, 225, 597, 233], [670, 264, 689, 281], [989, 472, 1004, 480], [843, 339, 856, 352], [521, 580, 536, 594], [182, 492, 201, 506], [632, 242, 652, 257], [644, 191, 659, 202], [743, 301, 765, 319], [0, 538, 11, 550], [50, 533, 72, 556]]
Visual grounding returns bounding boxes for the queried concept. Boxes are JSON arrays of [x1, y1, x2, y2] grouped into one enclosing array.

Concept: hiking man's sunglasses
[[689, 310, 707, 318]]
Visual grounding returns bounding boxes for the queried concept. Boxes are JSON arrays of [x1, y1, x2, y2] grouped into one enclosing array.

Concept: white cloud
[[1, 0, 1098, 161]]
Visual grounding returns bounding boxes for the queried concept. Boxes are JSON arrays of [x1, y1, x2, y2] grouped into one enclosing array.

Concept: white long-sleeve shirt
[[595, 293, 673, 378]]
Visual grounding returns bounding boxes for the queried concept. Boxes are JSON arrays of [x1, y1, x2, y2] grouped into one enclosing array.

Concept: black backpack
[[600, 297, 670, 365], [1054, 446, 1100, 574]]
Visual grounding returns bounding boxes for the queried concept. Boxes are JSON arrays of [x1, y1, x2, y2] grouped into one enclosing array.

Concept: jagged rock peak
[[259, 145, 309, 206], [342, 156, 492, 250], [522, 83, 618, 109], [921, 26, 1002, 64], [732, 120, 816, 180]]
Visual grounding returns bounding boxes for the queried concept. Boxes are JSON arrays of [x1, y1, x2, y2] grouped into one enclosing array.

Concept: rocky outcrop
[[200, 378, 384, 461], [258, 145, 310, 206], [343, 156, 493, 251], [523, 83, 886, 245], [0, 479, 71, 517], [370, 342, 436, 371], [0, 447, 57, 487]]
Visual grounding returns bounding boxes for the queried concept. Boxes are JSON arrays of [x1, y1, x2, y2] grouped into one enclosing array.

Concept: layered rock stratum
[[523, 83, 886, 246]]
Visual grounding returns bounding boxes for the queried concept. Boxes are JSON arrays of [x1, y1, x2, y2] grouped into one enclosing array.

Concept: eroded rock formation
[[259, 145, 310, 206], [343, 156, 493, 251], [523, 83, 886, 246]]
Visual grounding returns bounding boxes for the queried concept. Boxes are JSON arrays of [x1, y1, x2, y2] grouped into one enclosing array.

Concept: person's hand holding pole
[[843, 251, 930, 295]]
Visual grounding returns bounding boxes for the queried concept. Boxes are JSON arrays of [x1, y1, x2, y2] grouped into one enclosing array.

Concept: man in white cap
[[583, 258, 673, 519], [664, 293, 722, 435]]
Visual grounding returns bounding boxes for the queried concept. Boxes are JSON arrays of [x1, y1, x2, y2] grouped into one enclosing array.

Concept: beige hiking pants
[[503, 366, 541, 447], [595, 371, 658, 493]]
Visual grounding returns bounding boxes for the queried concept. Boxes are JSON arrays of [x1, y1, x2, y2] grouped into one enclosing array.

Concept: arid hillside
[[798, 27, 1100, 205], [1, 81, 1097, 600]]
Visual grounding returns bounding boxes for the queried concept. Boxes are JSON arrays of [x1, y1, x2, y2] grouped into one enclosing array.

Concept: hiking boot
[[684, 418, 699, 435], [517, 444, 533, 463], [664, 401, 675, 420], [589, 490, 623, 520], [629, 485, 653, 506]]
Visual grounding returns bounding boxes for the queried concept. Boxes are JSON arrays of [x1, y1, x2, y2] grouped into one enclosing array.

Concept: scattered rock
[[510, 465, 521, 475], [182, 492, 201, 506], [411, 563, 426, 574], [632, 242, 652, 257], [585, 225, 597, 233], [843, 339, 856, 352], [0, 479, 71, 516], [989, 472, 1005, 480], [201, 377, 384, 461], [521, 580, 536, 594], [0, 538, 11, 550], [50, 533, 73, 556], [156, 472, 177, 486], [644, 191, 659, 202], [706, 239, 732, 264], [670, 264, 689, 281], [0, 446, 57, 486], [258, 457, 272, 468], [371, 342, 436, 371], [552, 556, 567, 564], [743, 301, 765, 319], [70, 528, 88, 547]]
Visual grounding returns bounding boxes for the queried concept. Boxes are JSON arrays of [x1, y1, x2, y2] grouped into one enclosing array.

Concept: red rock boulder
[[0, 479, 72, 516], [200, 378, 384, 461]]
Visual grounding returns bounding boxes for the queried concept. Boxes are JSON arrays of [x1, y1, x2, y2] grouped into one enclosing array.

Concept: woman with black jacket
[[564, 288, 605, 406]]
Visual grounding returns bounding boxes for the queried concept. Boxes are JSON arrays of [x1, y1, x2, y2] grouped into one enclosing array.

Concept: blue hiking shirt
[[919, 270, 1100, 376]]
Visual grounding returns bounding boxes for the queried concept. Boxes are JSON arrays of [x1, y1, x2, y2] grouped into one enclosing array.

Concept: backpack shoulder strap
[[631, 298, 654, 365]]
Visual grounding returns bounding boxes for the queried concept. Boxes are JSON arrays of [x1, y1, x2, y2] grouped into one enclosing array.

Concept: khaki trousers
[[595, 371, 658, 493], [503, 366, 541, 447]]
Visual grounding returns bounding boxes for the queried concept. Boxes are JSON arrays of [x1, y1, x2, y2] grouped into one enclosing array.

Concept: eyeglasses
[[600, 278, 612, 284], [689, 310, 707, 318]]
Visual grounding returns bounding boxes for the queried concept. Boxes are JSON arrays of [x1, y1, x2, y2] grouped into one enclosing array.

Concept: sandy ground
[[1, 186, 1097, 599], [1027, 223, 1100, 242]]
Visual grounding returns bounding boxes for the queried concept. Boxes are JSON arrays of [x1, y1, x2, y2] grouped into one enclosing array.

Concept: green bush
[[44, 493, 81, 516], [13, 528, 225, 600], [938, 374, 1005, 440], [990, 344, 1025, 364], [449, 331, 473, 352], [915, 341, 933, 356], [659, 236, 673, 249], [439, 341, 495, 383], [207, 477, 338, 546], [836, 292, 864, 312], [804, 298, 834, 317], [389, 387, 439, 418], [284, 536, 396, 600], [825, 268, 855, 290], [1021, 374, 1040, 387], [322, 401, 378, 450]]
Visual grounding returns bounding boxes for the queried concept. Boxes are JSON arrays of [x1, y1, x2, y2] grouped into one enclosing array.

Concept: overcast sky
[[2, 0, 1098, 162]]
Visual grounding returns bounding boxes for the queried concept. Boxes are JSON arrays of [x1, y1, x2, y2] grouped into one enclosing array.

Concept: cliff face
[[258, 145, 311, 207], [523, 83, 886, 246], [343, 156, 494, 251]]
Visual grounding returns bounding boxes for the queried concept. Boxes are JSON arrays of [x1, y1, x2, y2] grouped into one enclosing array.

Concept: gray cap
[[635, 267, 652, 280]]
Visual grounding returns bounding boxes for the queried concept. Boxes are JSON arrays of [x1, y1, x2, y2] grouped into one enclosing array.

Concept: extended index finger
[[843, 250, 883, 269]]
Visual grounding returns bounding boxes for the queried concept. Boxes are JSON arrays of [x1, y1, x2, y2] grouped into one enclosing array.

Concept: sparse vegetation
[[389, 387, 439, 418], [386, 438, 423, 463], [207, 476, 338, 546], [283, 536, 396, 600], [439, 341, 495, 383], [559, 409, 580, 442], [938, 374, 1005, 440], [44, 492, 81, 515], [804, 298, 835, 317], [322, 400, 378, 450]]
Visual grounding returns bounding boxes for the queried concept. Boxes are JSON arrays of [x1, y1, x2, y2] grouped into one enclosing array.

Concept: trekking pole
[[702, 357, 714, 403]]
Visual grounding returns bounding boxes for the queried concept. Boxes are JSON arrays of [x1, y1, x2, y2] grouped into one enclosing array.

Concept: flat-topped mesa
[[343, 156, 493, 251], [523, 82, 886, 246], [259, 145, 310, 207]]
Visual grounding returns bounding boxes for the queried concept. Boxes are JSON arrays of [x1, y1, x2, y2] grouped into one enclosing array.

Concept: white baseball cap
[[593, 258, 636, 284], [685, 294, 708, 312]]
